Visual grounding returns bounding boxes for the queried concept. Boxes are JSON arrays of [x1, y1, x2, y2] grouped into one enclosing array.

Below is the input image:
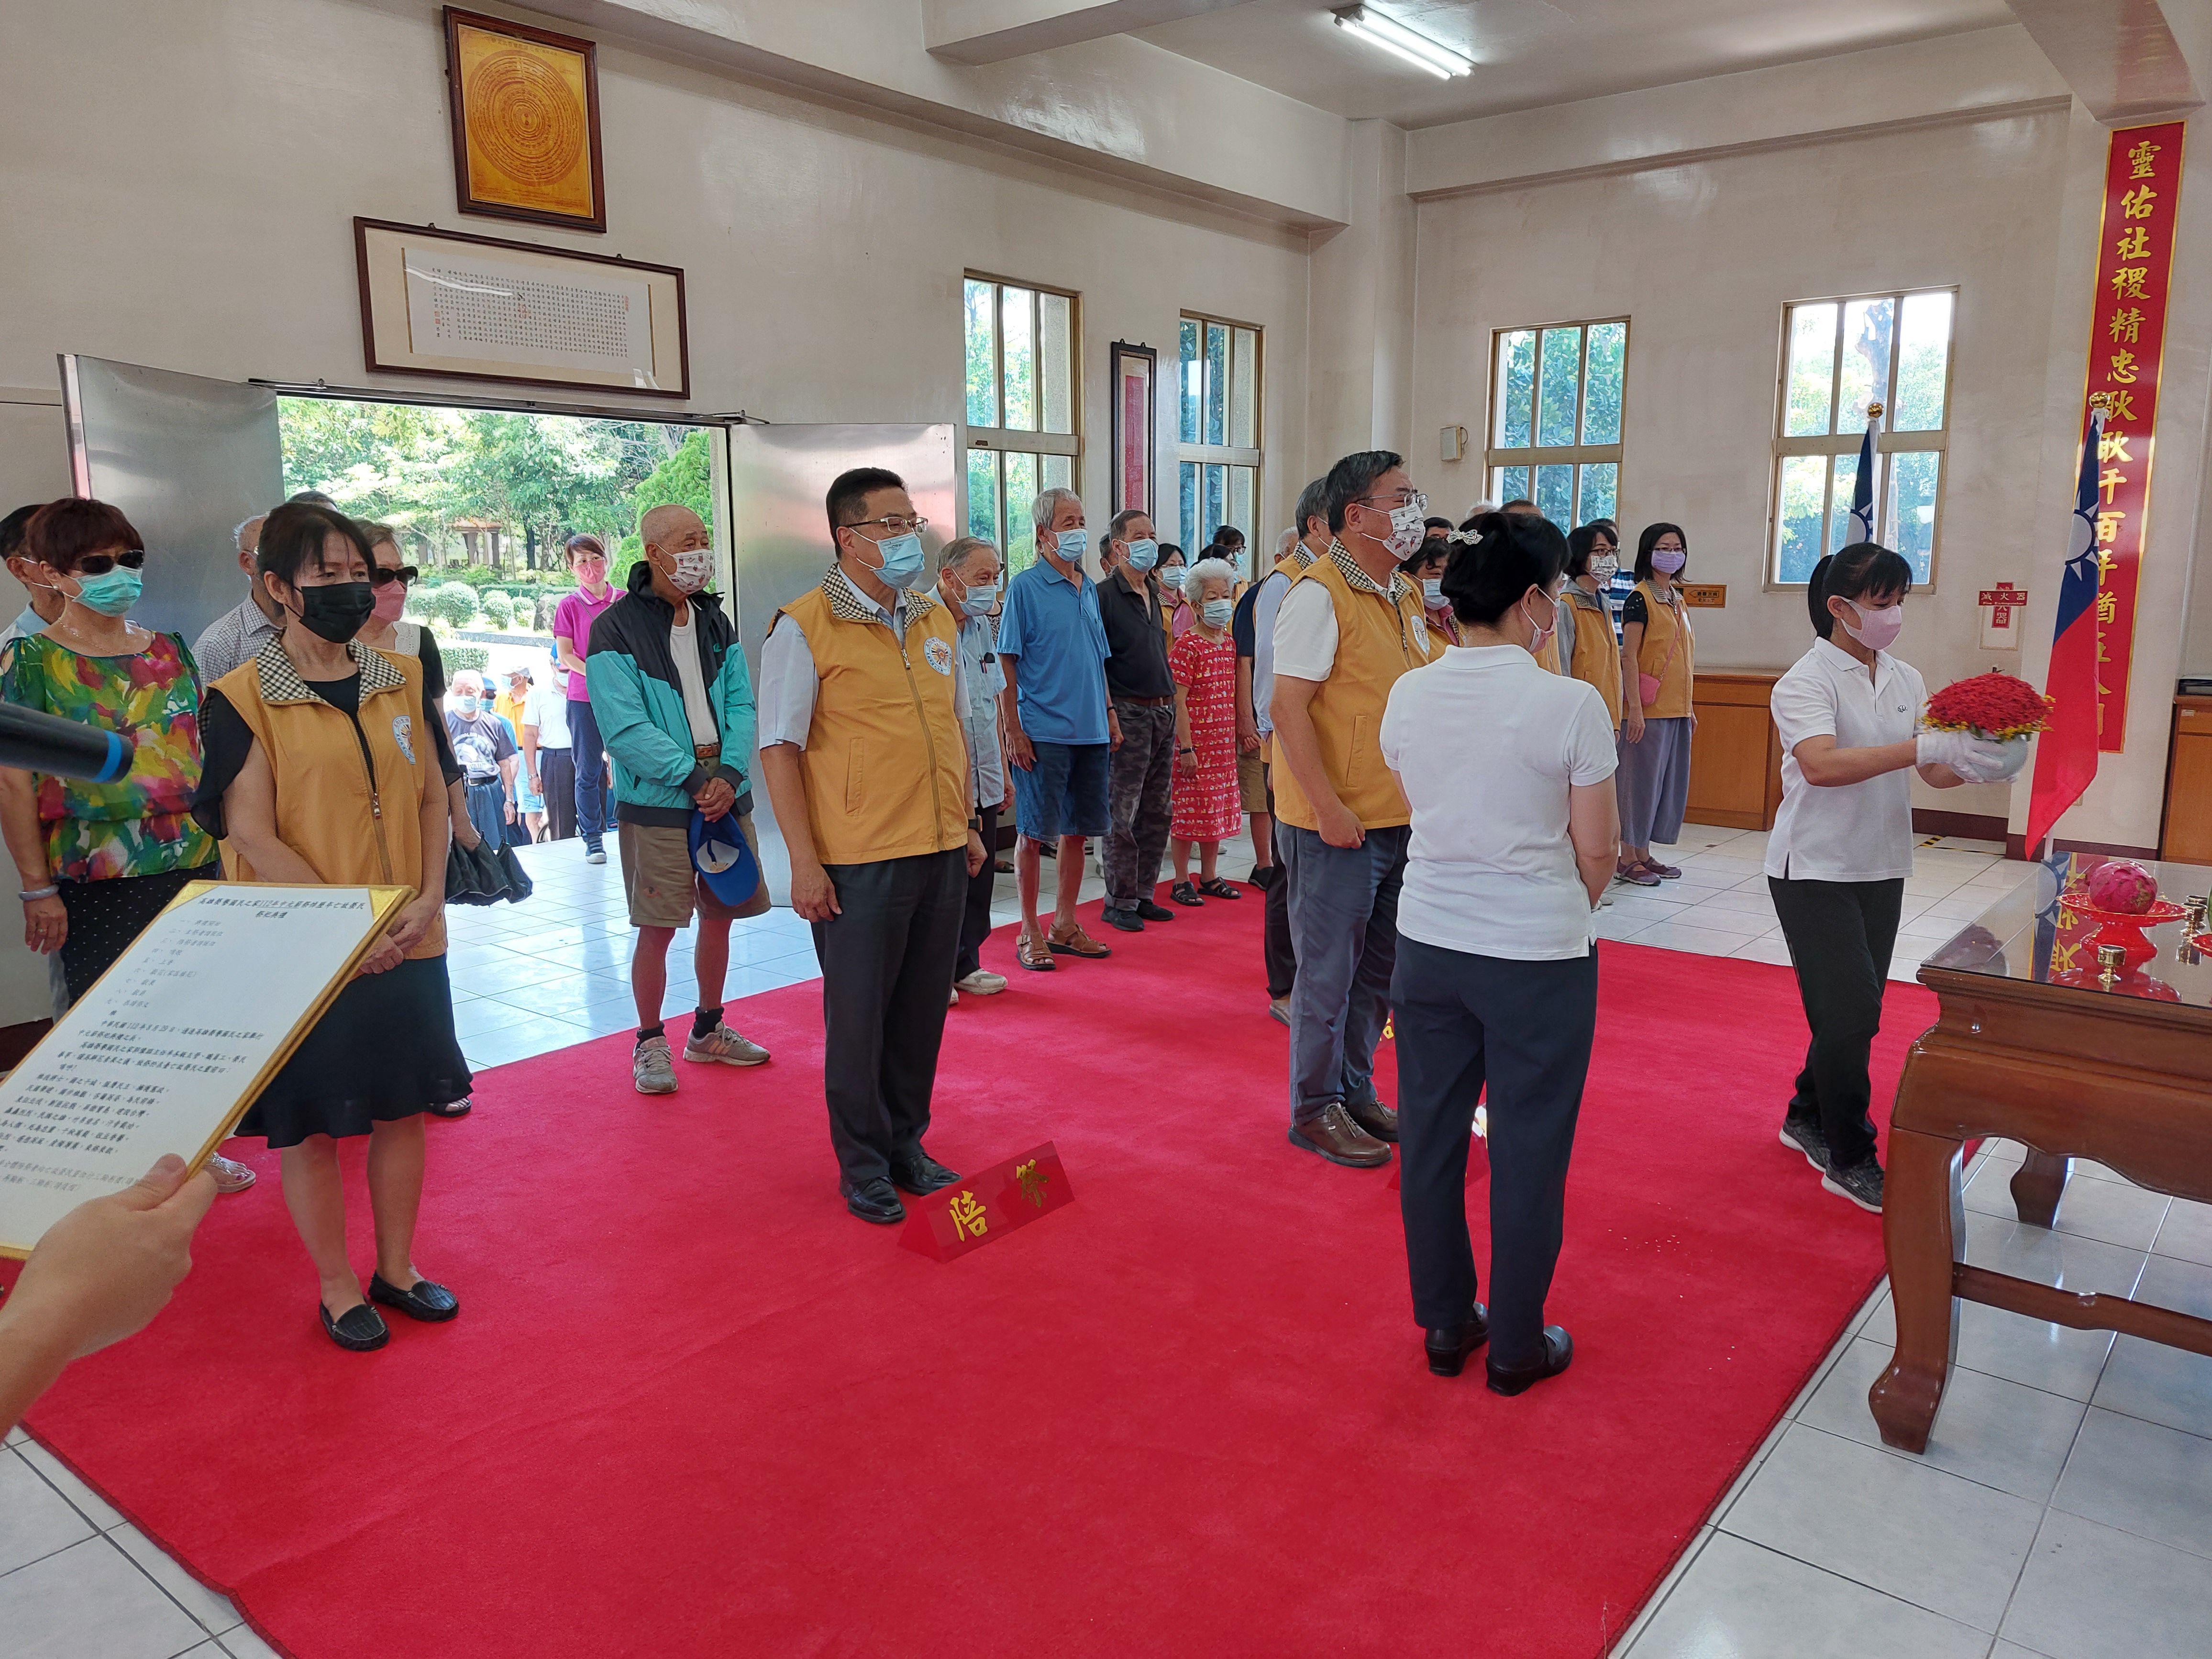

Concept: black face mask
[[294, 581, 375, 643]]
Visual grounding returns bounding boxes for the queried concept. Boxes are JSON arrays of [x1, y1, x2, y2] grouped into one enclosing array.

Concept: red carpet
[[19, 895, 1933, 1658]]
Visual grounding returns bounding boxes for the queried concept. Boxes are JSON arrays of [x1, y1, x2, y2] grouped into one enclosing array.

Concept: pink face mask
[[1841, 599, 1904, 652], [371, 577, 408, 623]]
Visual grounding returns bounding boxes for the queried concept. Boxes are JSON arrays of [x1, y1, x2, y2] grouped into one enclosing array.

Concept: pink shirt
[[553, 583, 617, 700]]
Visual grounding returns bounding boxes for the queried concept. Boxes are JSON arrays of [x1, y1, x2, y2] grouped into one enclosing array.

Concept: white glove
[[1916, 730, 2025, 784]]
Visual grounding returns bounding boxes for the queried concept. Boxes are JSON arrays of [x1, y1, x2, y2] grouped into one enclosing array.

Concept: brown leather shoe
[[1048, 921, 1112, 959], [1287, 1102, 1391, 1168], [1344, 1095, 1399, 1143]]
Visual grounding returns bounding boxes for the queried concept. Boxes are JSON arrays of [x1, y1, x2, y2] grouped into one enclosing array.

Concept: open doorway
[[276, 396, 717, 843]]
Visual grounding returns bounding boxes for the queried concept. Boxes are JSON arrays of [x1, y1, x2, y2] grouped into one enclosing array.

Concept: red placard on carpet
[[902, 1140, 1074, 1261]]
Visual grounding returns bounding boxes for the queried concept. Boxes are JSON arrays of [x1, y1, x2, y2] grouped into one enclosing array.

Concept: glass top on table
[[1922, 853, 2212, 1009]]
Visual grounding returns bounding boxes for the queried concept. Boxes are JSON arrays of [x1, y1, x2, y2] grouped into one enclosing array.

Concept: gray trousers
[[1104, 699, 1176, 908], [1279, 821, 1410, 1126], [810, 848, 967, 1184], [1394, 936, 1597, 1370]]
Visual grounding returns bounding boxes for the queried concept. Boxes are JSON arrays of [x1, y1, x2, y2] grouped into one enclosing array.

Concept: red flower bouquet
[[1921, 671, 2054, 741]]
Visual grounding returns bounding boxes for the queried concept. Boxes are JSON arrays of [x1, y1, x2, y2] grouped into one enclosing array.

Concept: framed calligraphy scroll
[[0, 884, 412, 1257], [444, 8, 606, 232], [2079, 121, 2186, 752], [1110, 342, 1156, 519]]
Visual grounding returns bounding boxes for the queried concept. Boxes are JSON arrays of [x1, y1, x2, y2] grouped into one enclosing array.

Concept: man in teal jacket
[[587, 504, 772, 1094]]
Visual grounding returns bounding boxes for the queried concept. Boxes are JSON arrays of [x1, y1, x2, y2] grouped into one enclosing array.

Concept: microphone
[[0, 702, 130, 783]]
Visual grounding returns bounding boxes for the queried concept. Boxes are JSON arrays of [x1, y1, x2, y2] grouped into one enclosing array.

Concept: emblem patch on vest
[[392, 714, 415, 764], [922, 636, 954, 676]]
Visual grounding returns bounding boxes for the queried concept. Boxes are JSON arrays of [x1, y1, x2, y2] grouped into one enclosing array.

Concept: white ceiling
[[1136, 0, 2018, 127]]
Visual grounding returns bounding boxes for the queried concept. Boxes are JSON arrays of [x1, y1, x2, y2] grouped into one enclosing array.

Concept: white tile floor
[[4, 830, 2208, 1659]]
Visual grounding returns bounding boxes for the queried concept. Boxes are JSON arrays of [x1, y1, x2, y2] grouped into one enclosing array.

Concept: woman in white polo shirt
[[1380, 512, 1620, 1398], [1766, 544, 2024, 1214]]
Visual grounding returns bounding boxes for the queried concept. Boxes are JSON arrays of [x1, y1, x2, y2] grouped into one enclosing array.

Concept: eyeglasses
[[844, 515, 930, 537], [1355, 489, 1427, 513], [75, 549, 147, 576], [368, 564, 420, 588]]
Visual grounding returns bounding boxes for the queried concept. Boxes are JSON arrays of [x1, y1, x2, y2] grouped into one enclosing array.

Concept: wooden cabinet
[[1686, 671, 1785, 831], [2161, 696, 2212, 863]]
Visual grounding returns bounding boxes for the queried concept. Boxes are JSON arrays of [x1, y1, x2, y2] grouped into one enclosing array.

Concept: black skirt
[[238, 953, 473, 1149], [59, 863, 222, 1003]]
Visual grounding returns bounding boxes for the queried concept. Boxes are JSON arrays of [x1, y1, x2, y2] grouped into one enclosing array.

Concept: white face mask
[[1588, 553, 1619, 584], [1379, 502, 1426, 560], [659, 544, 712, 595]]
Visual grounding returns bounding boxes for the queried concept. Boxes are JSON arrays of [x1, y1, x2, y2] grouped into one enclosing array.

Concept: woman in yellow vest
[[192, 502, 464, 1353], [1616, 522, 1696, 885], [1557, 523, 1623, 733], [1406, 521, 1463, 648]]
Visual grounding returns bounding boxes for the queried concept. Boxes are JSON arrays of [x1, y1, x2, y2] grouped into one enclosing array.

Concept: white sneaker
[[682, 1022, 771, 1066], [954, 969, 1008, 996], [633, 1035, 677, 1095], [948, 987, 960, 1007]]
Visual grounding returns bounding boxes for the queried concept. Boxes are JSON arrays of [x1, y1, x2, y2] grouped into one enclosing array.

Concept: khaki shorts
[[1238, 747, 1268, 815], [619, 814, 768, 929]]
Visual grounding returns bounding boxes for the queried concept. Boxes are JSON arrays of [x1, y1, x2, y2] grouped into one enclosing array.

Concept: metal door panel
[[726, 423, 957, 903], [61, 355, 283, 643]]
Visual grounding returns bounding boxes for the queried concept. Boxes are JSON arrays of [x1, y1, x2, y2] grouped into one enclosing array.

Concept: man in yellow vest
[[757, 467, 988, 1226], [1269, 451, 1435, 1169]]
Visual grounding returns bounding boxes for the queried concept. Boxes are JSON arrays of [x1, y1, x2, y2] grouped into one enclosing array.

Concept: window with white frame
[[1770, 289, 1954, 585], [963, 275, 1080, 575], [1486, 319, 1626, 529], [1177, 315, 1262, 554]]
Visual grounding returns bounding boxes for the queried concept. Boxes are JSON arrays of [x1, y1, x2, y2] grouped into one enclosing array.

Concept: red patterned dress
[[1168, 628, 1243, 841]]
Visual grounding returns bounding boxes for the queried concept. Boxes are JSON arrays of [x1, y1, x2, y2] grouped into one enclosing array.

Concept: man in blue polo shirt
[[996, 487, 1118, 973]]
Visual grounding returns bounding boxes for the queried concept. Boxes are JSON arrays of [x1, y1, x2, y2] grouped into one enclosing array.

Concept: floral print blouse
[[1, 631, 218, 882]]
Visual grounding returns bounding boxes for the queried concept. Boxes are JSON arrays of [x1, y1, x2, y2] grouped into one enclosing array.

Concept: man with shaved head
[[586, 501, 771, 1094]]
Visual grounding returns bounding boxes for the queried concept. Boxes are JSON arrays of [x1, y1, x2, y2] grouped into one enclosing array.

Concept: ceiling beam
[[2006, 0, 2203, 121], [923, 0, 1255, 66]]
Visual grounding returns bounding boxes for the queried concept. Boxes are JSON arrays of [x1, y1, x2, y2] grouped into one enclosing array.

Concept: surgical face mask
[[1421, 577, 1446, 608], [1369, 501, 1426, 560], [1588, 553, 1619, 584], [959, 586, 996, 619], [371, 576, 409, 623], [1522, 591, 1559, 654], [1124, 538, 1159, 571], [1046, 526, 1088, 564], [1201, 597, 1234, 629], [456, 694, 481, 716], [1840, 599, 1905, 653], [295, 580, 374, 642], [658, 543, 713, 595], [869, 531, 926, 591], [1161, 567, 1187, 591], [70, 566, 144, 617], [1651, 547, 1687, 575]]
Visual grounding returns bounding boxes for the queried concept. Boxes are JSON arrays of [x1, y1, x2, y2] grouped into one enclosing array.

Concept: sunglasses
[[368, 565, 420, 588], [74, 549, 147, 576]]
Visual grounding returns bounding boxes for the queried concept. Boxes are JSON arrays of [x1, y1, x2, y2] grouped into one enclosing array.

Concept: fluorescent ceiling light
[[1332, 6, 1472, 78]]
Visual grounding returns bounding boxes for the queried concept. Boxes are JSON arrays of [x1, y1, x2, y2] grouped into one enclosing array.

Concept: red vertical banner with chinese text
[[2082, 121, 2186, 752]]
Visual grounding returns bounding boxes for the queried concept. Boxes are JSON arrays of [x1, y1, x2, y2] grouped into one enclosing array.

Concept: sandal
[[1017, 931, 1057, 972], [1048, 922, 1112, 959], [1196, 877, 1242, 899], [1171, 880, 1206, 907]]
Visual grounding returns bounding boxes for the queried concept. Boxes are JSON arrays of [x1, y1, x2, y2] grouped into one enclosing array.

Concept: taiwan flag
[[2024, 408, 2105, 854]]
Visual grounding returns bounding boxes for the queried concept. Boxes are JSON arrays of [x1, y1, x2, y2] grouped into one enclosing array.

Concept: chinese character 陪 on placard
[[947, 1191, 988, 1240]]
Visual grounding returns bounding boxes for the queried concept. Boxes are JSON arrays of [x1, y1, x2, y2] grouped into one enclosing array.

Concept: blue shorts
[[1014, 741, 1110, 843]]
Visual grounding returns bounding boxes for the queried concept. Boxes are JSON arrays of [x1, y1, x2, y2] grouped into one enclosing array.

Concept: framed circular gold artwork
[[443, 8, 606, 233]]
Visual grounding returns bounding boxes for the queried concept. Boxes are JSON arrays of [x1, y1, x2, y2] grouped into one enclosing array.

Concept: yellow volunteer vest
[[1270, 551, 1431, 832], [1567, 588, 1623, 729], [213, 639, 445, 960], [1630, 580, 1696, 719], [780, 579, 971, 865]]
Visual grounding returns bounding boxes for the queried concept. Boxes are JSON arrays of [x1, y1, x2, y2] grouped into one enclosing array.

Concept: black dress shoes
[[367, 1273, 460, 1322], [1101, 906, 1146, 932], [1344, 1095, 1400, 1143], [1487, 1326, 1574, 1396], [1425, 1305, 1490, 1377], [843, 1176, 907, 1224], [1134, 898, 1175, 922], [320, 1301, 390, 1352], [889, 1150, 961, 1196]]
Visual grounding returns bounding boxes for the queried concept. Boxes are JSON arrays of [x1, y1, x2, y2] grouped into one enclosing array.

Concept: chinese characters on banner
[[2082, 121, 2186, 752]]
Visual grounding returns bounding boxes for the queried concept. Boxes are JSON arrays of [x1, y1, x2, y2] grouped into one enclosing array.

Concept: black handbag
[[446, 835, 534, 906]]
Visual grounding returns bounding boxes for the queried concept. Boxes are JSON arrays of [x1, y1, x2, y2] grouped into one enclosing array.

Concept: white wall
[[1411, 108, 2079, 830]]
